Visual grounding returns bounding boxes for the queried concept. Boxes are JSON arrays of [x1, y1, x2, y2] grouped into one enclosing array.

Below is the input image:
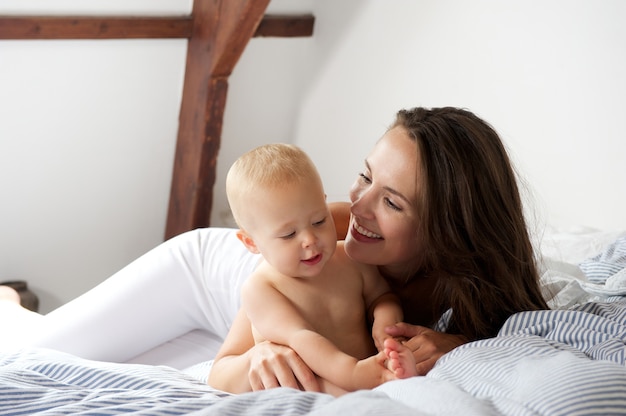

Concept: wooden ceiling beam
[[0, 14, 314, 40], [165, 0, 279, 239], [0, 16, 193, 39], [254, 14, 314, 38], [0, 3, 315, 240]]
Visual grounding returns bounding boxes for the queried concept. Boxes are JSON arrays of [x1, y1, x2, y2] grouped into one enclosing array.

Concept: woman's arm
[[209, 307, 258, 392]]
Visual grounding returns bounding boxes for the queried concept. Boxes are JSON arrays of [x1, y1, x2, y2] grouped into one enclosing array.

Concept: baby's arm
[[241, 277, 392, 392], [360, 262, 403, 351], [370, 293, 404, 350]]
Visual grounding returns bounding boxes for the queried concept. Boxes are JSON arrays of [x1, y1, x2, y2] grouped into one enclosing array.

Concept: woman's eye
[[358, 172, 372, 184], [384, 198, 401, 211]]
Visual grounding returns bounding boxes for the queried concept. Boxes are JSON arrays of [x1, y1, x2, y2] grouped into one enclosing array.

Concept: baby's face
[[248, 181, 337, 278]]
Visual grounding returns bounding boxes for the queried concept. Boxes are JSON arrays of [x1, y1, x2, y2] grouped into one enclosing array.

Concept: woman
[[5, 106, 548, 392]]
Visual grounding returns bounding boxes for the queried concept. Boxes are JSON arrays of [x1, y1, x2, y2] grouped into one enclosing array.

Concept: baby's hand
[[373, 321, 409, 351], [371, 320, 390, 351], [372, 320, 406, 351]]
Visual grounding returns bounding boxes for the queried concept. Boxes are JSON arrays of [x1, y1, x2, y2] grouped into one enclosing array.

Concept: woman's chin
[[344, 232, 380, 264]]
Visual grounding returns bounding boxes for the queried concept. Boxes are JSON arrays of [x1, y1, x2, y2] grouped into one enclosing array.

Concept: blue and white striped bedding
[[1, 235, 625, 415]]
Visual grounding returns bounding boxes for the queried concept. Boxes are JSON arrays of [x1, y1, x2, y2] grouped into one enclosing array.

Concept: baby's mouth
[[302, 254, 322, 265]]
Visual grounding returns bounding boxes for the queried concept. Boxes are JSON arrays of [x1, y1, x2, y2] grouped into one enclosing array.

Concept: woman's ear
[[236, 230, 260, 254]]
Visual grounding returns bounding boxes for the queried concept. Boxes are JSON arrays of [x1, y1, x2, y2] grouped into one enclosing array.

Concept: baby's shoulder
[[243, 260, 280, 287]]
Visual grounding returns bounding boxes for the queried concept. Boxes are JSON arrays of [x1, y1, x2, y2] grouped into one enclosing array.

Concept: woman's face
[[344, 126, 423, 280]]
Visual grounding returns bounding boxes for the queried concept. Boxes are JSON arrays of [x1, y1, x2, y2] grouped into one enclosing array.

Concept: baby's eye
[[280, 231, 296, 240], [313, 218, 326, 227]]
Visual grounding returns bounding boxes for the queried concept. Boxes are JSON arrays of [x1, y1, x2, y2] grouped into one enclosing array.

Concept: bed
[[1, 226, 625, 415]]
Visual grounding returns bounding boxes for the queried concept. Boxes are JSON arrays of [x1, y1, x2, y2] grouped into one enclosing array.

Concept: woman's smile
[[351, 219, 383, 241]]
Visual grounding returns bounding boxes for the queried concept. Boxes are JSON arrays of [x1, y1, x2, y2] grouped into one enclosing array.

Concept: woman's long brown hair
[[394, 107, 549, 341]]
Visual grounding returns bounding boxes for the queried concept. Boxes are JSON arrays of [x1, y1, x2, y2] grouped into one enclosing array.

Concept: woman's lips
[[350, 220, 382, 242]]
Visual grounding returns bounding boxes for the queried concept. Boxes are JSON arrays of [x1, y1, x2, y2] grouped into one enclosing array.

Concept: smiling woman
[[1, 106, 624, 415], [345, 125, 421, 276], [326, 108, 550, 346]]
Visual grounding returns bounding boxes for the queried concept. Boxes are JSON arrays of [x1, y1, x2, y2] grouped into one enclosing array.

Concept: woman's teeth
[[355, 222, 382, 239]]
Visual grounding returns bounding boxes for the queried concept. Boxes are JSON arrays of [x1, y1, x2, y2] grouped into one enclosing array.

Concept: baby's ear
[[236, 230, 260, 254]]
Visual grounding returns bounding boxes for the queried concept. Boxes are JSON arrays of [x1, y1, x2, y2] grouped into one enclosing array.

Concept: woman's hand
[[247, 341, 320, 392], [385, 323, 467, 375]]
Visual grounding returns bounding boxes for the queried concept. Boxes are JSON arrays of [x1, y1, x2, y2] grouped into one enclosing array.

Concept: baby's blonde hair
[[226, 143, 321, 229]]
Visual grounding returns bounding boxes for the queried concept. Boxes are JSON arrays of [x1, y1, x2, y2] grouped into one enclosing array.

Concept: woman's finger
[[249, 367, 279, 391], [385, 322, 430, 339], [280, 348, 320, 392], [414, 356, 439, 376], [248, 342, 319, 392]]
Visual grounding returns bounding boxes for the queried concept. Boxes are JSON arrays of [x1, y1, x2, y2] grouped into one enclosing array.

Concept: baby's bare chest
[[291, 276, 363, 319], [272, 274, 371, 356]]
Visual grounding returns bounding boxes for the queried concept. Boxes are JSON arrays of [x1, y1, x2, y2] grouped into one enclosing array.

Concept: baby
[[209, 143, 416, 396]]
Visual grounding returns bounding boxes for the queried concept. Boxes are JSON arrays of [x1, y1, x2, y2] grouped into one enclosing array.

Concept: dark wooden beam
[[164, 0, 272, 239], [0, 7, 314, 240], [0, 14, 314, 40], [254, 14, 314, 38], [0, 16, 193, 39]]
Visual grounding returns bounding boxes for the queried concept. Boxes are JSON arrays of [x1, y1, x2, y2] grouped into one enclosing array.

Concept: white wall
[[1, 0, 625, 312], [0, 0, 313, 313], [294, 0, 626, 235]]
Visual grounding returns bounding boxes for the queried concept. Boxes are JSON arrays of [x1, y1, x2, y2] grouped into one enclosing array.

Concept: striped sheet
[[580, 237, 626, 283], [1, 299, 625, 415], [0, 349, 419, 415], [426, 298, 626, 416]]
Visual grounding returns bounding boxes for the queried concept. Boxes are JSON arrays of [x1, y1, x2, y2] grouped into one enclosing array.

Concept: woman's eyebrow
[[365, 159, 412, 206], [383, 186, 412, 206]]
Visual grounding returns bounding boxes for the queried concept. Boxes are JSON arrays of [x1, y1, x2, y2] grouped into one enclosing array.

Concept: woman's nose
[[349, 182, 371, 218], [349, 181, 362, 204]]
